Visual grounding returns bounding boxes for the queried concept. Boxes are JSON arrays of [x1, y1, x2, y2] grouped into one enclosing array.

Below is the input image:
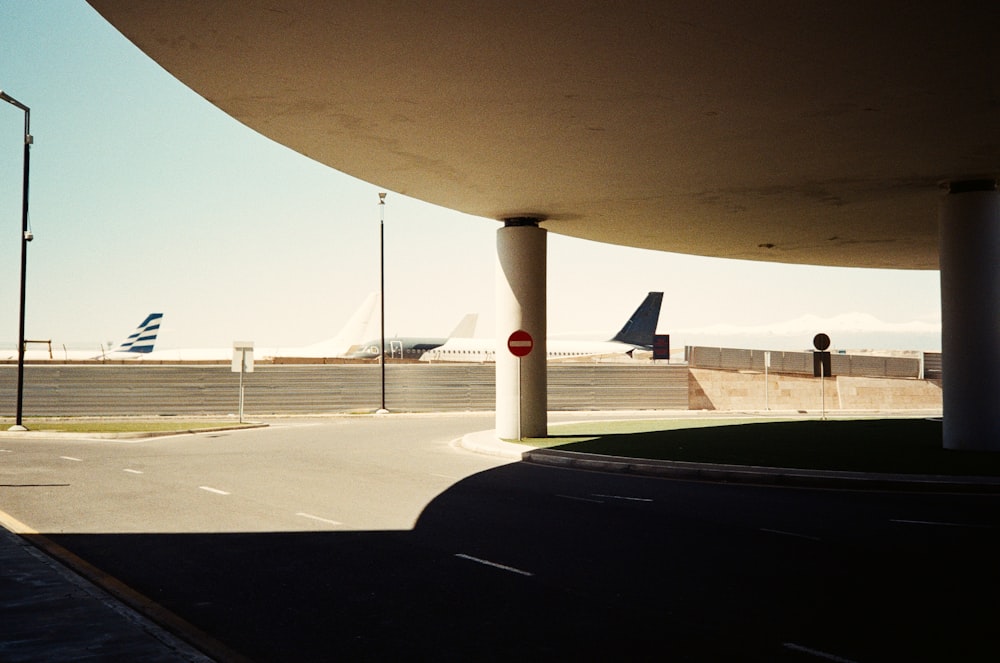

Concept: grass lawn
[[1, 419, 256, 434], [526, 417, 1000, 477]]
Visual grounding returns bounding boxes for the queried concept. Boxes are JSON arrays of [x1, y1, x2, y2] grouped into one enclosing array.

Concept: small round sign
[[813, 333, 831, 352], [507, 329, 533, 357]]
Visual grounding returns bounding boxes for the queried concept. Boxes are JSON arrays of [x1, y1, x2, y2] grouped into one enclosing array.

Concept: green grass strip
[[2, 419, 247, 433]]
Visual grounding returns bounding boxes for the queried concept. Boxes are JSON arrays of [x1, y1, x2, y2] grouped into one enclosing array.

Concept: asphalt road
[[2, 413, 998, 662]]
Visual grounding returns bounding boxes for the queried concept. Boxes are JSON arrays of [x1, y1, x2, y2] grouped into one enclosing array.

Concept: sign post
[[232, 341, 254, 423], [764, 350, 771, 411], [507, 330, 534, 440]]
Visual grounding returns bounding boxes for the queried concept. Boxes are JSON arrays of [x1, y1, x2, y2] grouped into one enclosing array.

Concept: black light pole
[[377, 192, 388, 414], [0, 90, 31, 432]]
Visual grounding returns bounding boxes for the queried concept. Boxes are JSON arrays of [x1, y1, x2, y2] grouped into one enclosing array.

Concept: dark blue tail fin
[[112, 313, 163, 354], [610, 292, 662, 348]]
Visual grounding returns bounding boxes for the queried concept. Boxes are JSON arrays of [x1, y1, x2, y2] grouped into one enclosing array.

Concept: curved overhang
[[87, 1, 999, 269]]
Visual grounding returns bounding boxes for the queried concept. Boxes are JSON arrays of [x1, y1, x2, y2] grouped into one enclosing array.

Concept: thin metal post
[[377, 192, 388, 413], [516, 356, 522, 441], [820, 361, 826, 421], [238, 353, 245, 424], [764, 351, 770, 411], [16, 116, 29, 428]]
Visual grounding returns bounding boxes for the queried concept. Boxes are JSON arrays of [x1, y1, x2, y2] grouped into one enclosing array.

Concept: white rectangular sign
[[232, 341, 254, 373]]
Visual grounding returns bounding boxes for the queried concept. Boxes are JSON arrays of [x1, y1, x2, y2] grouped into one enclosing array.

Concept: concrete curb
[[460, 429, 1000, 493], [523, 448, 1000, 493], [458, 429, 532, 459]]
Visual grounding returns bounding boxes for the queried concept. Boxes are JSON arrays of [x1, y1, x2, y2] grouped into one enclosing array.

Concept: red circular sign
[[507, 329, 533, 357]]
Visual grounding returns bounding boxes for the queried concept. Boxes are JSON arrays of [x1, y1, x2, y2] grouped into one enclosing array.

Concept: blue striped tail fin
[[113, 313, 163, 354]]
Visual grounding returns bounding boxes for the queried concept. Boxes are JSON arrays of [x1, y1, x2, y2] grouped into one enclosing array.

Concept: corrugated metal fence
[[0, 363, 689, 417], [685, 346, 935, 379]]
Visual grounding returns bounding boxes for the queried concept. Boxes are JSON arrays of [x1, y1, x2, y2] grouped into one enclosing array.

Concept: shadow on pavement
[[36, 457, 1000, 662]]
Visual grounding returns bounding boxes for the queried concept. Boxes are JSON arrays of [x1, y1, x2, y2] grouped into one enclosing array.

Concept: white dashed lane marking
[[454, 553, 534, 577], [296, 512, 343, 526], [592, 494, 653, 502], [783, 642, 859, 662], [890, 518, 993, 529], [760, 528, 822, 542], [557, 494, 604, 503]]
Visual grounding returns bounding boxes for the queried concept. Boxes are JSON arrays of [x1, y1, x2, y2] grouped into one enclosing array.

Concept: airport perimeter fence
[[0, 363, 689, 418], [685, 345, 939, 380]]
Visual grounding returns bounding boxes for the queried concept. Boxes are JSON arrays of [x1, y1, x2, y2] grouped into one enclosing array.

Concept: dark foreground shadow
[[38, 457, 1000, 663], [548, 418, 1000, 476]]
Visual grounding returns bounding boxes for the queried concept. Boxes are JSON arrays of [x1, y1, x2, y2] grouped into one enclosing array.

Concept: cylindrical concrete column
[[939, 180, 1000, 450], [496, 219, 547, 440]]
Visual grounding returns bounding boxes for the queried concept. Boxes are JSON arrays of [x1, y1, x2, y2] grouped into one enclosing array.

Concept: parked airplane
[[351, 313, 478, 360], [420, 292, 664, 363], [132, 291, 380, 362], [268, 291, 381, 359], [0, 313, 164, 361], [101, 312, 163, 358]]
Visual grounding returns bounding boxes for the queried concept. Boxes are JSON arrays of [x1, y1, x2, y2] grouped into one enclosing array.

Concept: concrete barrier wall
[[689, 368, 942, 412]]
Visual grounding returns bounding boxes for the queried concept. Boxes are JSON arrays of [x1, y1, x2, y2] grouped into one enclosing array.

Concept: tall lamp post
[[377, 192, 388, 414], [0, 90, 32, 432]]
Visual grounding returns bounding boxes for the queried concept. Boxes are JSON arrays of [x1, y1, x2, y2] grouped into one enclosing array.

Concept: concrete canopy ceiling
[[88, 1, 998, 269]]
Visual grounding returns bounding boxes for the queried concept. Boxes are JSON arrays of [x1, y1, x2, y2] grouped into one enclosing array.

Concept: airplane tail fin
[[449, 313, 478, 338], [111, 313, 163, 354], [610, 292, 662, 348], [298, 291, 380, 357]]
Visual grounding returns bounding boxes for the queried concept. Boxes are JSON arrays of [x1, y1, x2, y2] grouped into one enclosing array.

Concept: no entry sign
[[507, 329, 533, 357]]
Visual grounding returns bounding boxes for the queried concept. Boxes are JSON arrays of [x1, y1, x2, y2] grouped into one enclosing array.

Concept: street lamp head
[[0, 90, 29, 112], [378, 192, 386, 204]]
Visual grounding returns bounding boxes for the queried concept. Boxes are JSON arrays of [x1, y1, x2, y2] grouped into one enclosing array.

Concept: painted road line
[[0, 509, 241, 663], [198, 486, 230, 495], [783, 642, 859, 662], [60, 456, 83, 462], [0, 508, 38, 535], [454, 553, 534, 577], [557, 494, 604, 503], [760, 528, 822, 542], [890, 518, 993, 529], [592, 494, 653, 502], [123, 469, 144, 474], [296, 512, 343, 526]]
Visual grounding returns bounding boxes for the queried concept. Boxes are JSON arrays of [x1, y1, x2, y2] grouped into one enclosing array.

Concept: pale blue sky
[[0, 1, 941, 354]]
